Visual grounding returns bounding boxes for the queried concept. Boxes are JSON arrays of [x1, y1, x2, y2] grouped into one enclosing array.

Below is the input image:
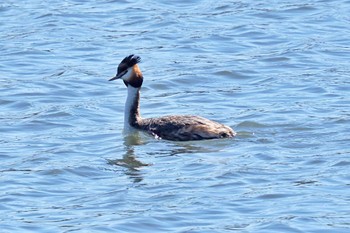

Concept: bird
[[109, 54, 236, 141]]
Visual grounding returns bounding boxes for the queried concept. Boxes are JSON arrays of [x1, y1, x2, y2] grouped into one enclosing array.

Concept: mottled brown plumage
[[110, 55, 236, 141], [140, 115, 235, 141]]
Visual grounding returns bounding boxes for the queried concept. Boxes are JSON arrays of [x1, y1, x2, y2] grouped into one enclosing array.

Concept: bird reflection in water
[[107, 132, 149, 183]]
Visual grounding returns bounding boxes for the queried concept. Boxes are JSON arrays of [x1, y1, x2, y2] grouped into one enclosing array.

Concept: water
[[1, 0, 350, 232]]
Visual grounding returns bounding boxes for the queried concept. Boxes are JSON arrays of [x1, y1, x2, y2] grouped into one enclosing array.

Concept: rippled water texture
[[1, 0, 350, 232]]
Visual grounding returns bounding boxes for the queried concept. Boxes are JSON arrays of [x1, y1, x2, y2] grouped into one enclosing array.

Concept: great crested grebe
[[109, 54, 236, 141]]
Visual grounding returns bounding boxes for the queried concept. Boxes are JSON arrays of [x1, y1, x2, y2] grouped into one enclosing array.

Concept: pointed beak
[[109, 70, 127, 81], [109, 74, 121, 81]]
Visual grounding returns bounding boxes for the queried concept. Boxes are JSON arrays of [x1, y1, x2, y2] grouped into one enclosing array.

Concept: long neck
[[124, 85, 142, 131]]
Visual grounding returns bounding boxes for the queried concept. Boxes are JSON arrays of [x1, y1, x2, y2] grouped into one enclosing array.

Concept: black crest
[[120, 54, 141, 67], [117, 54, 141, 75]]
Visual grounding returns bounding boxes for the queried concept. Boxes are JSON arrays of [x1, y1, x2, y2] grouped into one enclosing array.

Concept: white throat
[[124, 85, 140, 132]]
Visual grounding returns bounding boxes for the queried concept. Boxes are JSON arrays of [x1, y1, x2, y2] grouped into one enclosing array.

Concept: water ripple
[[1, 0, 350, 232]]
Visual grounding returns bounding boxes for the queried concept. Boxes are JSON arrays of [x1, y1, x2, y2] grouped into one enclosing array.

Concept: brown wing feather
[[139, 115, 235, 141]]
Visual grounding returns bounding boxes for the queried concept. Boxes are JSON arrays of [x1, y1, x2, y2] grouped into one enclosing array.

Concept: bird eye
[[117, 64, 128, 75]]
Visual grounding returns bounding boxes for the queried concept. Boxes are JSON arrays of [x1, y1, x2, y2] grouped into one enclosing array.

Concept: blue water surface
[[1, 0, 350, 232]]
